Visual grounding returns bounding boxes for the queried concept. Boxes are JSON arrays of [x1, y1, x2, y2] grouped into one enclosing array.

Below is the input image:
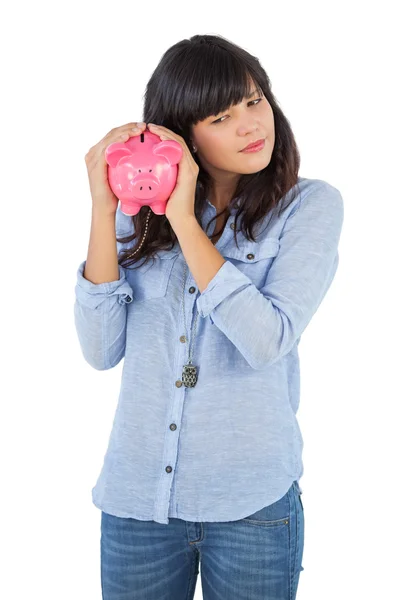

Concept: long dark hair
[[117, 33, 301, 269]]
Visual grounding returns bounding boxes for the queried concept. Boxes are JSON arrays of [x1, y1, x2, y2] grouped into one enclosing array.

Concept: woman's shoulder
[[297, 176, 342, 197], [281, 176, 343, 220]]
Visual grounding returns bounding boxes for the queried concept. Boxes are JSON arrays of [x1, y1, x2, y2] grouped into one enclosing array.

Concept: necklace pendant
[[182, 362, 198, 388]]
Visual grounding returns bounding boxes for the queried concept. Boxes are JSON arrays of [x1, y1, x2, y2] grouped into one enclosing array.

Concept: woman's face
[[191, 83, 275, 179]]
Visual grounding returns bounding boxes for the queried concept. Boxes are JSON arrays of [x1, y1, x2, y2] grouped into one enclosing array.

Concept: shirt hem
[[92, 475, 302, 524]]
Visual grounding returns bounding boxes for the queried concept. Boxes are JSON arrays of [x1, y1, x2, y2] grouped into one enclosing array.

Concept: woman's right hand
[[84, 121, 147, 216]]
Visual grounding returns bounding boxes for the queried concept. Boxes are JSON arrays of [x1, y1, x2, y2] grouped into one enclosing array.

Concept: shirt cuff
[[75, 260, 134, 309], [196, 260, 252, 323]]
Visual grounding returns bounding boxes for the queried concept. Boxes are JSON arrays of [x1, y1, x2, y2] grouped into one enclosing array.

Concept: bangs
[[162, 46, 264, 129]]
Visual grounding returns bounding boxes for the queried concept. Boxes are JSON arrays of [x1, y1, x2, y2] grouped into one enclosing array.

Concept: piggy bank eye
[[138, 169, 141, 172], [149, 169, 152, 172]]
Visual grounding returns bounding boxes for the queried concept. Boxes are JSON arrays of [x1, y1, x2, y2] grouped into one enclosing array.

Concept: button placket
[[165, 213, 239, 483]]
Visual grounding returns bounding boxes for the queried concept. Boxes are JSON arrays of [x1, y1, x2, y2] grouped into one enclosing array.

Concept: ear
[[105, 143, 133, 168], [152, 140, 183, 165]]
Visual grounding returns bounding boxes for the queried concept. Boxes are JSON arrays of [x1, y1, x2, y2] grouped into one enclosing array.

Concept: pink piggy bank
[[105, 130, 183, 216]]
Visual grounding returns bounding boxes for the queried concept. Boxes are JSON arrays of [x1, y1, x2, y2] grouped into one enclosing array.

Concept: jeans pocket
[[242, 484, 294, 526]]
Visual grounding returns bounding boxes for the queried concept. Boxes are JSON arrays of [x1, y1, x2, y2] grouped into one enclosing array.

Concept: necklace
[[180, 207, 231, 387], [125, 203, 239, 388], [180, 261, 200, 387], [123, 208, 200, 387]]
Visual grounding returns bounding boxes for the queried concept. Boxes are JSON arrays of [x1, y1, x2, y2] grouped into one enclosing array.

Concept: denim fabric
[[100, 480, 305, 599], [74, 176, 343, 525]]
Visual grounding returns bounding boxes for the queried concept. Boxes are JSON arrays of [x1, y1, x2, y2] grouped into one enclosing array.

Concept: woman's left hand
[[147, 123, 199, 225]]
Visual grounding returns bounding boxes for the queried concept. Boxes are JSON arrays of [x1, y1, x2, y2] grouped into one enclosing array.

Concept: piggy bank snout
[[132, 176, 160, 199]]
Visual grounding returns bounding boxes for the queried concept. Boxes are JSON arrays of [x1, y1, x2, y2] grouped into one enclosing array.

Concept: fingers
[[91, 122, 147, 162], [117, 121, 147, 141], [102, 122, 146, 144]]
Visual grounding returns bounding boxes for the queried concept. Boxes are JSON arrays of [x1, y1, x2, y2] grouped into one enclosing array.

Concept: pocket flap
[[223, 238, 280, 263]]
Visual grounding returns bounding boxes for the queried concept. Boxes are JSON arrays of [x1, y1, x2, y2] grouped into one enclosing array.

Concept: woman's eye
[[212, 98, 263, 124]]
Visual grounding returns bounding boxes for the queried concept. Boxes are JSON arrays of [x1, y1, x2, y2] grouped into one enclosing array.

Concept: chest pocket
[[222, 237, 280, 290], [124, 246, 180, 301]]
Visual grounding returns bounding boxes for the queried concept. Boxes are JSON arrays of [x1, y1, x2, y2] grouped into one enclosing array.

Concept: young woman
[[75, 34, 343, 600]]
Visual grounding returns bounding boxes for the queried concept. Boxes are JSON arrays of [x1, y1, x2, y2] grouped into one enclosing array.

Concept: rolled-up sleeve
[[196, 183, 344, 369], [74, 260, 133, 370]]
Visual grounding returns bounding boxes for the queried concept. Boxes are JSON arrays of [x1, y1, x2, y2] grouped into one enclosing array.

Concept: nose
[[132, 177, 159, 199]]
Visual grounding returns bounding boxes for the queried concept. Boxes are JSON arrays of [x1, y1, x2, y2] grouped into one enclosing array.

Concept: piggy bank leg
[[150, 202, 168, 215], [120, 201, 141, 216]]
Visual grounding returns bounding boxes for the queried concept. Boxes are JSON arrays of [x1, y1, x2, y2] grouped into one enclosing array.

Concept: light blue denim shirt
[[74, 176, 344, 525]]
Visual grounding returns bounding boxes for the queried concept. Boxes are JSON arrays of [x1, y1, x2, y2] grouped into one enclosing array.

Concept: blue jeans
[[100, 480, 304, 599]]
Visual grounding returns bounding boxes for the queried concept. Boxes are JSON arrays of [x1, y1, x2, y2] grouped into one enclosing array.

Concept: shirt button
[[246, 253, 255, 260], [170, 423, 177, 431], [125, 295, 132, 302], [189, 286, 196, 294], [165, 466, 173, 473], [230, 222, 235, 230], [175, 380, 183, 387], [179, 335, 186, 343]]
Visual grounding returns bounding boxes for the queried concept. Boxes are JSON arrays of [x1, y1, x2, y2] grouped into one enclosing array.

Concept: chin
[[240, 159, 271, 174]]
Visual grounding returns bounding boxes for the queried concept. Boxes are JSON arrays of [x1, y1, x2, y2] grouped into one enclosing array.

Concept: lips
[[240, 138, 265, 151]]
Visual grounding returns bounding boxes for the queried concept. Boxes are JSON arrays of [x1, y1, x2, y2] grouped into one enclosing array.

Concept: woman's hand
[[147, 123, 199, 226], [85, 121, 147, 216]]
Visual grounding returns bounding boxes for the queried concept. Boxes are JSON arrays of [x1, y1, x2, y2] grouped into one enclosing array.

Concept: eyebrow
[[208, 89, 261, 120], [246, 89, 260, 99]]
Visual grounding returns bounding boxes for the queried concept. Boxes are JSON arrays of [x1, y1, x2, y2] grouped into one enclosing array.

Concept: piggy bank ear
[[153, 140, 183, 166], [105, 143, 133, 168]]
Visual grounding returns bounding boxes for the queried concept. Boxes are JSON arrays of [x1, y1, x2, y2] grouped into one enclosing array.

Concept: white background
[[1, 1, 399, 598]]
